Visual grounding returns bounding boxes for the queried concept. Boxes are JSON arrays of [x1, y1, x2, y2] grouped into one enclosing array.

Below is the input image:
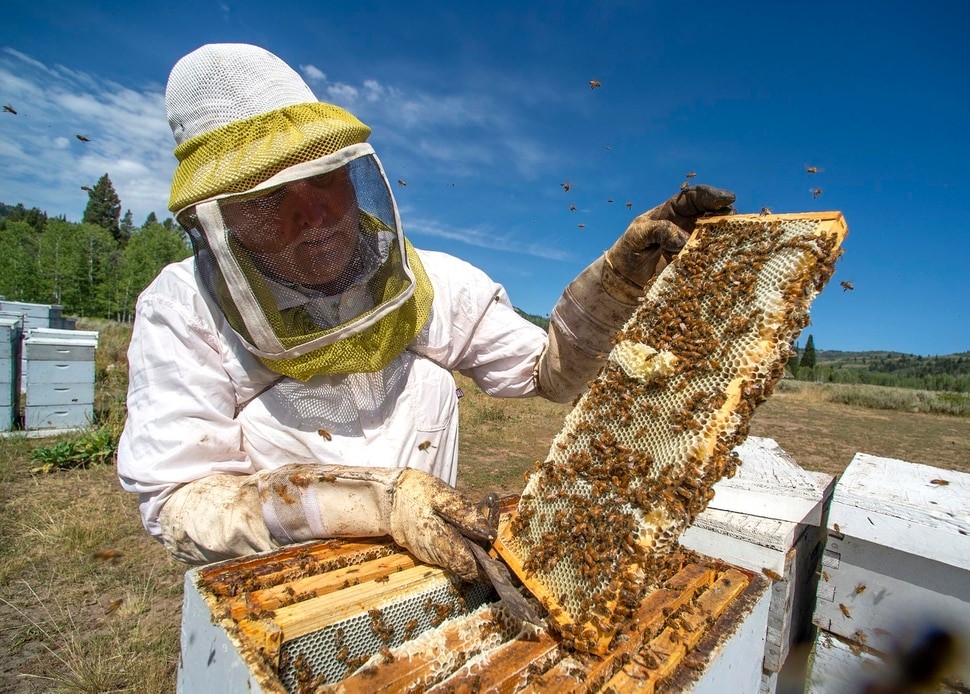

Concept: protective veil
[[166, 44, 432, 380]]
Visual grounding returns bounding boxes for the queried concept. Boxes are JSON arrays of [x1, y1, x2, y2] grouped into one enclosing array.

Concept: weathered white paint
[[708, 436, 834, 525], [22, 327, 98, 430]]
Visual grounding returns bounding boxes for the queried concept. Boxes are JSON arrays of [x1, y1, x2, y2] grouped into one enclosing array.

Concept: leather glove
[[257, 465, 495, 581], [604, 184, 736, 303]]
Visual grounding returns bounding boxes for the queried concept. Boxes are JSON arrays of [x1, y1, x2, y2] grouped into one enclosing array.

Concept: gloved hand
[[256, 465, 495, 581], [604, 184, 736, 303]]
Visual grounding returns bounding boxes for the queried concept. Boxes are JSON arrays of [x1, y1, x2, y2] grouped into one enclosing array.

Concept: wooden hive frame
[[493, 211, 848, 654], [185, 536, 768, 692]]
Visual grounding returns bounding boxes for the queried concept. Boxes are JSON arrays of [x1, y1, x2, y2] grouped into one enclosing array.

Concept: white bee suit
[[117, 248, 548, 563]]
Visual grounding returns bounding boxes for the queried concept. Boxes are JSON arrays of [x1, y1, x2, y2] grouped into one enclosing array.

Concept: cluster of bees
[[504, 213, 844, 652]]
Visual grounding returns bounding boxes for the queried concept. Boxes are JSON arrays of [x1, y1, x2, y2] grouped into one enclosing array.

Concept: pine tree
[[120, 209, 135, 241], [801, 334, 817, 369], [82, 174, 122, 241], [143, 211, 158, 227]]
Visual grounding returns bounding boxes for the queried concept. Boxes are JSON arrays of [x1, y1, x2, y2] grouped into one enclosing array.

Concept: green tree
[[785, 339, 800, 375], [0, 220, 44, 300], [801, 334, 817, 370], [0, 202, 47, 231], [142, 211, 158, 228], [120, 209, 135, 241], [111, 222, 192, 321], [82, 174, 122, 241], [37, 219, 118, 314]]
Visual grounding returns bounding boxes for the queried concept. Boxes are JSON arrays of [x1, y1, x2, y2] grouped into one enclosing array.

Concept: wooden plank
[[227, 553, 419, 620], [430, 632, 561, 693], [273, 564, 453, 641]]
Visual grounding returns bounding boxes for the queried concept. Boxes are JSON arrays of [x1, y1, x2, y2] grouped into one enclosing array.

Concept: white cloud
[[405, 216, 572, 262], [300, 64, 326, 83]]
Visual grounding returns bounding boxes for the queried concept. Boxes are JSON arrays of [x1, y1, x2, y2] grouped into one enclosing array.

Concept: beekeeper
[[117, 44, 735, 580]]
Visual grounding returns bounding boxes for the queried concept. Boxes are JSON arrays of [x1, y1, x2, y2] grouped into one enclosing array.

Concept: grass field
[[1, 322, 968, 691]]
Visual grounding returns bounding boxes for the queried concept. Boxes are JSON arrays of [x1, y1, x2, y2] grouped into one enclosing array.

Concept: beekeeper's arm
[[534, 185, 736, 403]]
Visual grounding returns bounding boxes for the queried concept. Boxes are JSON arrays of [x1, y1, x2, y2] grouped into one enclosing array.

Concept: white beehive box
[[0, 316, 22, 430], [680, 436, 835, 693], [23, 328, 98, 431], [811, 452, 970, 688]]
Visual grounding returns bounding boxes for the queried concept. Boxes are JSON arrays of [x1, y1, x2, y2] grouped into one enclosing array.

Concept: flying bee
[[417, 440, 435, 452], [569, 203, 577, 211], [625, 201, 633, 209], [578, 223, 586, 229], [3, 104, 16, 115], [811, 187, 823, 199], [685, 171, 697, 179], [397, 178, 407, 187], [318, 429, 332, 441], [105, 598, 123, 614], [840, 280, 854, 292], [805, 164, 822, 174], [562, 182, 572, 192], [589, 80, 602, 89], [762, 567, 783, 581], [76, 134, 90, 142]]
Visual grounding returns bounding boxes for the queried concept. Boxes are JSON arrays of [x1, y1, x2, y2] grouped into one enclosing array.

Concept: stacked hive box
[[807, 453, 970, 691], [23, 328, 99, 431], [680, 436, 834, 693], [0, 317, 23, 430]]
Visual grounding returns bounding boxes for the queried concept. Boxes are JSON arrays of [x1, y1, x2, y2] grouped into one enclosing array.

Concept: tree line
[[788, 335, 969, 393], [0, 175, 191, 322]]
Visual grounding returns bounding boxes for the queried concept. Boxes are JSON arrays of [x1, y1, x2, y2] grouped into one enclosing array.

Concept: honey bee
[[930, 478, 949, 486], [569, 204, 577, 212], [833, 523, 842, 535], [317, 429, 332, 441], [761, 567, 783, 581], [625, 201, 633, 209], [374, 574, 390, 584], [685, 171, 697, 179], [607, 198, 614, 204], [589, 80, 602, 89], [853, 583, 866, 595], [760, 206, 772, 216], [680, 181, 690, 192], [578, 223, 586, 229], [562, 182, 572, 192], [105, 598, 123, 614], [417, 440, 434, 452], [2, 104, 16, 115], [805, 165, 821, 174], [397, 179, 407, 187], [840, 280, 854, 292], [839, 603, 852, 619], [76, 134, 90, 142], [822, 571, 830, 582], [92, 549, 123, 561], [811, 187, 823, 199]]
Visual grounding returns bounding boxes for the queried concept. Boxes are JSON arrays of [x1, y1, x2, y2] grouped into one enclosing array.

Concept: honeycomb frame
[[494, 211, 848, 653]]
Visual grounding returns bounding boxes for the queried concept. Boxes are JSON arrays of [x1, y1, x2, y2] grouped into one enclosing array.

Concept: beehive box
[[178, 536, 772, 693], [679, 436, 834, 692], [23, 327, 98, 431], [810, 452, 970, 688], [0, 316, 22, 429]]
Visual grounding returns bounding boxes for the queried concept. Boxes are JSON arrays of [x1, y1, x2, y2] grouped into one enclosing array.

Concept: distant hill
[[798, 349, 970, 392], [514, 308, 549, 331]]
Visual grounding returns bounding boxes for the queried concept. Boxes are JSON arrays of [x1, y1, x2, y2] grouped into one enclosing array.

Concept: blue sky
[[1, 1, 967, 355]]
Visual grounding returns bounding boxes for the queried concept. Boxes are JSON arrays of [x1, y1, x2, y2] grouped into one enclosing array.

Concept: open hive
[[493, 211, 848, 653], [182, 534, 768, 693]]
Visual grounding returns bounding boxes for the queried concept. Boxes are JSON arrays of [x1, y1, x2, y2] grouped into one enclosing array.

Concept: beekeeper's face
[[221, 166, 360, 288]]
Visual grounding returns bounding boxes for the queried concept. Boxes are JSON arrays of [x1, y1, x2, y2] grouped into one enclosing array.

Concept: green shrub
[[30, 425, 119, 474]]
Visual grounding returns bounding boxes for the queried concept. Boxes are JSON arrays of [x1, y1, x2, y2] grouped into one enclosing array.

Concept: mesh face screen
[[495, 212, 847, 653]]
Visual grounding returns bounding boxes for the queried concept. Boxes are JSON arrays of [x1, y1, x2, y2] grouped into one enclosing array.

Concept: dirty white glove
[[535, 185, 735, 403], [257, 465, 494, 581]]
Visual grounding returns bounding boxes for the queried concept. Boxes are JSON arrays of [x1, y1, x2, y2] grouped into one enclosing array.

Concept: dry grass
[[2, 323, 968, 691]]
